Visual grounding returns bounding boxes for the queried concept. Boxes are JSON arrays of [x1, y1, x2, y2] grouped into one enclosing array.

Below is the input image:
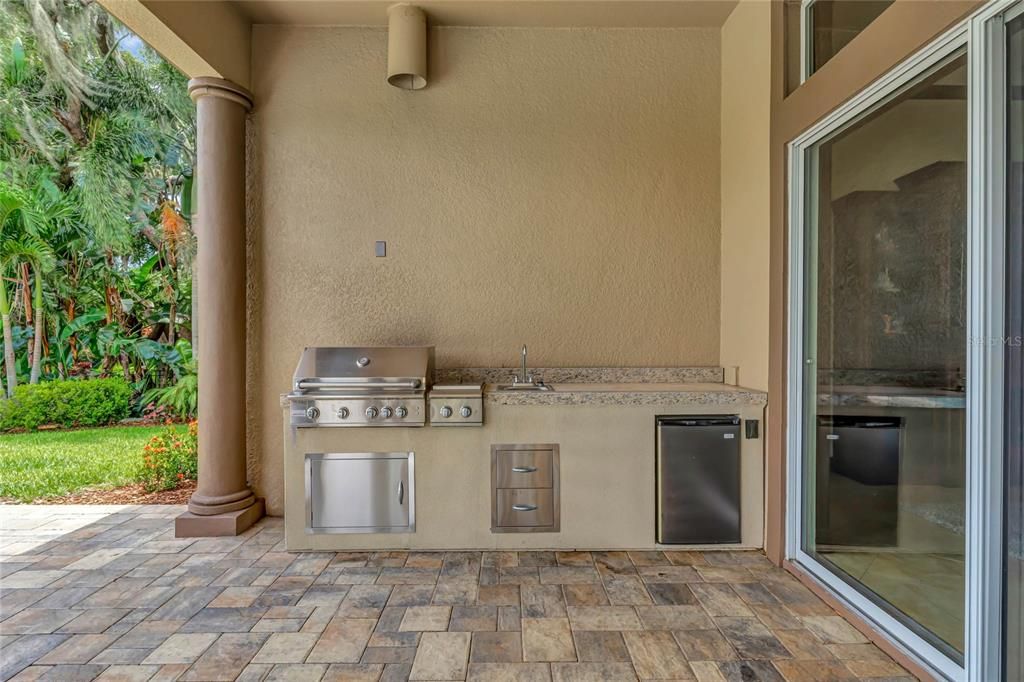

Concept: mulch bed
[[4, 480, 197, 505]]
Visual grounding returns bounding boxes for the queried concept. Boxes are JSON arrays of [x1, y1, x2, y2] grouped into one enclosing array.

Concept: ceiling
[[227, 0, 740, 28]]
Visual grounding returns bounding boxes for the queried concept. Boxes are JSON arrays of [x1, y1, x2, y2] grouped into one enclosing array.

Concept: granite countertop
[[484, 382, 767, 407], [817, 385, 965, 409], [437, 366, 724, 385]]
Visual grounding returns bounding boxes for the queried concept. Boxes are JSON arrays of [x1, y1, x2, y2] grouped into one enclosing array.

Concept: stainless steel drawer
[[494, 489, 554, 527], [495, 450, 553, 488]]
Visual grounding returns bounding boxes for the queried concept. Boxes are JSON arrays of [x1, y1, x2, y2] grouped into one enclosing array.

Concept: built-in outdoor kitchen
[[69, 0, 998, 676], [281, 346, 765, 551]]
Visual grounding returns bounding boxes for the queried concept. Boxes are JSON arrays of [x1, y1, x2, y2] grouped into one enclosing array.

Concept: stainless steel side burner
[[428, 384, 483, 426], [286, 347, 434, 427]]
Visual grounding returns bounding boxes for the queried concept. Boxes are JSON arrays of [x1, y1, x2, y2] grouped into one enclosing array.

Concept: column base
[[175, 498, 265, 537]]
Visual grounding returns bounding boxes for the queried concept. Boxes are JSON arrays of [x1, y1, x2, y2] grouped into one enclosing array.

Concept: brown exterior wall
[[764, 0, 983, 564]]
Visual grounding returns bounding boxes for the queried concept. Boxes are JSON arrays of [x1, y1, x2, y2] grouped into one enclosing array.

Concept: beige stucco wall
[[247, 26, 722, 512], [719, 1, 770, 392]]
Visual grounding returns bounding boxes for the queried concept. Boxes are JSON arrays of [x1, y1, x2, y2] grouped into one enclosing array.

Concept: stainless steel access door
[[305, 452, 414, 533], [656, 416, 741, 544]]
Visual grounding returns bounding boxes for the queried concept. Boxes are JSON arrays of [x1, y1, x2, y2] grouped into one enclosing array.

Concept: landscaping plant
[[141, 419, 197, 492], [0, 376, 132, 430]]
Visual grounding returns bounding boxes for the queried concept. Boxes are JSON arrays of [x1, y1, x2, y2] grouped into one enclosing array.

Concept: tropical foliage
[[141, 419, 197, 492], [0, 376, 131, 430], [0, 0, 196, 416]]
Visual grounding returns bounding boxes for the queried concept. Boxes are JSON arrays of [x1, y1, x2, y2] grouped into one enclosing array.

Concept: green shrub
[[141, 420, 198, 491], [0, 378, 133, 431]]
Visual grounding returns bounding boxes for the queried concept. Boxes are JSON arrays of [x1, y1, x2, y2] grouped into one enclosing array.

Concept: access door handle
[[512, 466, 537, 473], [398, 481, 405, 505], [512, 504, 538, 512]]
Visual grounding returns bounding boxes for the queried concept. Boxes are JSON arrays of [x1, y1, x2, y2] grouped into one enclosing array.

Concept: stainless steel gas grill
[[287, 346, 434, 427]]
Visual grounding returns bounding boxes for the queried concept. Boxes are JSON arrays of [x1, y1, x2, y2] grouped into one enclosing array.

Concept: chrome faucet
[[511, 345, 545, 387]]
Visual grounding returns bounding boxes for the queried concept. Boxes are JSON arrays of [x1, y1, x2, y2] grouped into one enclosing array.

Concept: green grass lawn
[[0, 425, 174, 502]]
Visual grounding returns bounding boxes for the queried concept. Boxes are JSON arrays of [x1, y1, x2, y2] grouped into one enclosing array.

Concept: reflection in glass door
[[799, 53, 968, 659], [1006, 10, 1024, 680]]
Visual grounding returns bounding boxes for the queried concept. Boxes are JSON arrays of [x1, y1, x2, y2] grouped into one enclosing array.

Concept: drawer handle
[[512, 466, 538, 473], [512, 504, 538, 512], [398, 481, 405, 505]]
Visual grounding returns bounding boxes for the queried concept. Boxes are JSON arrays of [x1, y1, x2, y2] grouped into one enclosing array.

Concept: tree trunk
[[65, 299, 78, 362], [168, 299, 176, 345], [94, 10, 113, 56], [119, 351, 133, 383], [54, 96, 88, 147], [20, 264, 31, 323], [1, 314, 15, 398], [100, 355, 114, 378], [0, 279, 15, 398], [29, 270, 44, 384]]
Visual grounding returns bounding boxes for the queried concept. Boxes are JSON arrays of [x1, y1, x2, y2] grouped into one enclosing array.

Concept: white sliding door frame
[[785, 2, 1018, 679], [965, 3, 1016, 680]]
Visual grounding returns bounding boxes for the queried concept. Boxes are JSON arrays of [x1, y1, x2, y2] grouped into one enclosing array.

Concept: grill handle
[[296, 379, 422, 390]]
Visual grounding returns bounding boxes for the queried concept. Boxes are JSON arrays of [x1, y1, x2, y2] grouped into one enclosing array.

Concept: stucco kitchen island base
[[283, 390, 765, 552]]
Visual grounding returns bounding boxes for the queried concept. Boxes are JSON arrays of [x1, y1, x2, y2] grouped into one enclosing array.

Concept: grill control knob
[[439, 406, 453, 418], [365, 406, 379, 419], [337, 407, 350, 420], [395, 406, 408, 418], [380, 406, 394, 419], [460, 406, 473, 418], [305, 406, 321, 420]]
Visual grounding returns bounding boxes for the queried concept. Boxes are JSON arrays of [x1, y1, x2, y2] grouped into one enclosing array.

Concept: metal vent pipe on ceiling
[[387, 4, 427, 90]]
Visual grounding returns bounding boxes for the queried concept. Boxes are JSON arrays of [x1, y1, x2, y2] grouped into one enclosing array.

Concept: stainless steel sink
[[495, 382, 554, 392]]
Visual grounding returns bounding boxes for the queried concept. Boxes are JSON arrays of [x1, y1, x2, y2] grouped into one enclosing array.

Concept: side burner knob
[[305, 406, 321, 421], [440, 406, 453, 418], [460, 406, 473, 418]]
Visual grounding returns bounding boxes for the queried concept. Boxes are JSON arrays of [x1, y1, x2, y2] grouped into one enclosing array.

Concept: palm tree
[[3, 234, 54, 383], [0, 184, 40, 396]]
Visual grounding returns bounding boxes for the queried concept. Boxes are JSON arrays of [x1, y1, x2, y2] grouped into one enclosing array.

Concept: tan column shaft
[[187, 77, 255, 516]]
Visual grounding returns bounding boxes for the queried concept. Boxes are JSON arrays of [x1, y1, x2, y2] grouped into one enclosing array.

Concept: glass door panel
[[807, 1, 894, 76], [1006, 11, 1024, 680], [801, 52, 968, 659]]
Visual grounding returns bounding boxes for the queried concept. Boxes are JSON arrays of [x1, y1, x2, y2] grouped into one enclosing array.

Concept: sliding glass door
[[799, 51, 968, 660], [787, 5, 1024, 678]]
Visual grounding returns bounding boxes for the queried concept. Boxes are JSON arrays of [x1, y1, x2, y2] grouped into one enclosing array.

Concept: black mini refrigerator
[[815, 415, 901, 547], [656, 415, 741, 544]]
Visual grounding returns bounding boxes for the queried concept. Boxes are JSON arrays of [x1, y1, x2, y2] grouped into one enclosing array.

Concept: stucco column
[[176, 77, 263, 537]]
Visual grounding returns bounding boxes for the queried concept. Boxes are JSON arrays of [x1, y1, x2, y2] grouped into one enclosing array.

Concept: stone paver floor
[[0, 505, 915, 681]]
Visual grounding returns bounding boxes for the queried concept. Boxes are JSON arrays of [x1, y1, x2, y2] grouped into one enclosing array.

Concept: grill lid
[[292, 346, 434, 394]]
